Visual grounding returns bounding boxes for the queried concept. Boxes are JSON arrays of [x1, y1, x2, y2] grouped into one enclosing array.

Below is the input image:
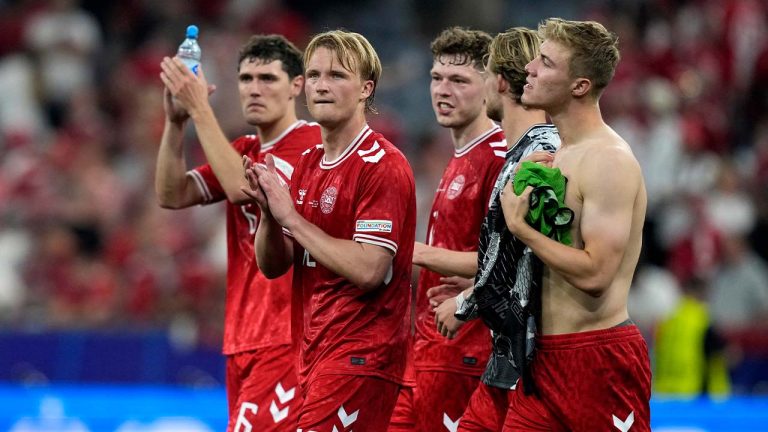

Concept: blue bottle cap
[[186, 25, 199, 39]]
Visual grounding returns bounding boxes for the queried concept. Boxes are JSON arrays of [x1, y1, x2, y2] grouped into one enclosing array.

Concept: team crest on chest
[[446, 175, 466, 200], [320, 186, 338, 214]]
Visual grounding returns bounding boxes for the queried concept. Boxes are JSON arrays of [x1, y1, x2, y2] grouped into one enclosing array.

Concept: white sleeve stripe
[[354, 233, 398, 247], [493, 150, 507, 157], [353, 233, 398, 249], [187, 170, 213, 203], [489, 141, 507, 148], [354, 236, 398, 254]]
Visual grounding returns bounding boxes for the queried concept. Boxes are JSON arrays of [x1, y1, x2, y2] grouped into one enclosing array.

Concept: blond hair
[[538, 18, 620, 98], [487, 27, 541, 103], [304, 30, 382, 113]]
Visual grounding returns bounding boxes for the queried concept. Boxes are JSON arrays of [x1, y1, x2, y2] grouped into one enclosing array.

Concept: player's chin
[[312, 113, 341, 128], [244, 112, 269, 126], [435, 115, 459, 128], [520, 90, 538, 107], [308, 105, 335, 120]]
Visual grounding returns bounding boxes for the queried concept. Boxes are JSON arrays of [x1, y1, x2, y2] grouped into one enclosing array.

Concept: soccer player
[[499, 18, 651, 430], [243, 30, 416, 432], [432, 27, 560, 431], [396, 27, 506, 432], [156, 35, 320, 431]]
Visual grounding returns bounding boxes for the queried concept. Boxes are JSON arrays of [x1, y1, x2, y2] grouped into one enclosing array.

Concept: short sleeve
[[188, 164, 225, 204], [187, 135, 260, 205], [351, 158, 413, 254]]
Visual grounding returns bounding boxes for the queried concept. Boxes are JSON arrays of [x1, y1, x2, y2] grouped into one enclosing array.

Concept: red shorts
[[416, 370, 479, 431], [388, 370, 479, 431], [503, 325, 651, 431], [459, 382, 511, 432], [298, 374, 400, 432], [226, 345, 301, 432], [387, 386, 416, 431]]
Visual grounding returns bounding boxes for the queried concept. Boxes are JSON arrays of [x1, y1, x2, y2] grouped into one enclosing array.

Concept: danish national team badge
[[447, 175, 466, 200], [320, 186, 338, 214]]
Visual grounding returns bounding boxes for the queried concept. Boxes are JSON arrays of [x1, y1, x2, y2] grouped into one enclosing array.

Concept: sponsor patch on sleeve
[[355, 219, 393, 233]]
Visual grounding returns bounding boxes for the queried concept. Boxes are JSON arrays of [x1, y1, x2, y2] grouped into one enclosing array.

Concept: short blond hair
[[539, 18, 620, 98], [487, 27, 541, 103], [304, 30, 382, 113]]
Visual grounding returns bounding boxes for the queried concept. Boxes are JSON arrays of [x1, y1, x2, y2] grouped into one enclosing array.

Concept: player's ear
[[360, 80, 374, 101], [571, 77, 592, 98], [497, 74, 508, 94], [290, 75, 304, 99]]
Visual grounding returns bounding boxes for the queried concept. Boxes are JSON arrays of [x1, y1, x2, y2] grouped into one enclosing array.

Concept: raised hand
[[514, 150, 554, 172], [162, 86, 189, 124], [500, 183, 533, 236], [241, 155, 269, 209], [256, 154, 297, 227], [159, 56, 216, 119], [427, 276, 473, 308]]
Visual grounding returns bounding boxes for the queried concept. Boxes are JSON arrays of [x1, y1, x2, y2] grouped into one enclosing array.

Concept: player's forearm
[[414, 245, 477, 278], [514, 224, 611, 295], [255, 212, 293, 278], [156, 120, 198, 208], [286, 216, 392, 292], [189, 106, 252, 205]]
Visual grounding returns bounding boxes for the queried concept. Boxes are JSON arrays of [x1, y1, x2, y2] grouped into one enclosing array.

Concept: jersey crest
[[446, 174, 466, 200], [320, 186, 338, 214]]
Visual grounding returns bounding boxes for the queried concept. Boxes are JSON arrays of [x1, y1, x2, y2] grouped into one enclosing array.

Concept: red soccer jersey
[[285, 125, 416, 385], [189, 120, 322, 355], [413, 125, 506, 375]]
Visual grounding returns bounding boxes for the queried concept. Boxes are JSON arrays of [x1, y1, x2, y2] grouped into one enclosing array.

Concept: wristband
[[455, 291, 466, 310]]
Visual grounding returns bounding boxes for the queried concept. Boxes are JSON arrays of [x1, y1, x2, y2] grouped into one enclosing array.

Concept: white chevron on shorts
[[270, 400, 289, 423], [443, 413, 460, 432], [338, 405, 359, 428], [275, 382, 296, 404], [613, 411, 635, 432]]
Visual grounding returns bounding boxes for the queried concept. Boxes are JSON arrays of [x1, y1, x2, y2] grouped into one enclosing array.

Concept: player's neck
[[450, 116, 496, 151], [501, 102, 548, 149], [257, 112, 299, 144], [321, 112, 368, 160], [549, 102, 604, 148]]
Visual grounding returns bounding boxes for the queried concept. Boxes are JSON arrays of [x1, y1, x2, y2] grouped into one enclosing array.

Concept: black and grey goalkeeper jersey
[[456, 123, 560, 390]]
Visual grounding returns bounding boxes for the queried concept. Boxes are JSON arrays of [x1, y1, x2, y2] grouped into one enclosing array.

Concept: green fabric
[[512, 161, 573, 246]]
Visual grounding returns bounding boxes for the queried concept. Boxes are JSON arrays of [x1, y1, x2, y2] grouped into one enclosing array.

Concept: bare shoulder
[[579, 129, 642, 193]]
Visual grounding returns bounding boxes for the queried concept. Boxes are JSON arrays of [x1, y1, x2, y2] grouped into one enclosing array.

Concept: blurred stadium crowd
[[1, 0, 767, 394]]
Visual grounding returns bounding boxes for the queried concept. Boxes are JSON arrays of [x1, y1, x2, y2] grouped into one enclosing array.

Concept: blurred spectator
[[704, 159, 756, 237], [709, 234, 768, 331], [23, 0, 101, 128], [665, 197, 723, 284], [628, 263, 680, 339], [654, 277, 731, 398]]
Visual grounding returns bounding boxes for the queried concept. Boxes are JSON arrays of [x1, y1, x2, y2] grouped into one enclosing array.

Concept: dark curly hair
[[430, 27, 492, 70], [237, 34, 303, 78]]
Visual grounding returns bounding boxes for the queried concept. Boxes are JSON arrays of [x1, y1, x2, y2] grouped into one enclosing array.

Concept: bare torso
[[541, 126, 647, 334]]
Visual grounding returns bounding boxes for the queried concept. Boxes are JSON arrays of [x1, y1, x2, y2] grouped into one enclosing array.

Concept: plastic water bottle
[[177, 25, 201, 75]]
